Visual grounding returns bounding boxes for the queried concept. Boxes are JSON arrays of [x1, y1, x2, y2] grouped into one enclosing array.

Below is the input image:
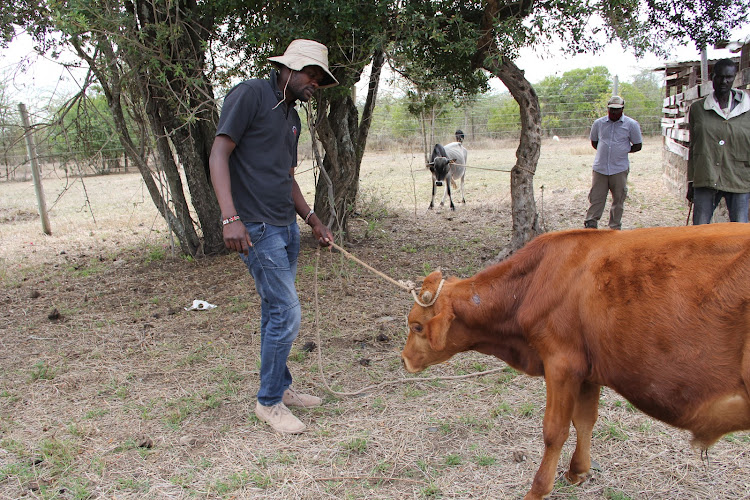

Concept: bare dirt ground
[[1, 137, 747, 499]]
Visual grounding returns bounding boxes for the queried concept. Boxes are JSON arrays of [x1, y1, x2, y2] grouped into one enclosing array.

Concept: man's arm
[[209, 134, 252, 254], [629, 119, 643, 153], [686, 102, 696, 200], [686, 102, 696, 183], [590, 120, 599, 150], [291, 167, 333, 246]]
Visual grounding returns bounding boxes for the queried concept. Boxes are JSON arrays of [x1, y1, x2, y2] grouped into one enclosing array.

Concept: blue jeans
[[240, 222, 301, 406], [692, 188, 750, 225]]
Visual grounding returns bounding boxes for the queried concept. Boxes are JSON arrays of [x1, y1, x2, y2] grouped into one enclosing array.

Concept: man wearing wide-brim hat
[[209, 39, 338, 434]]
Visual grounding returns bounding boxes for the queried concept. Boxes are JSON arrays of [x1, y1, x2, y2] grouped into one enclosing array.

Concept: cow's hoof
[[564, 470, 591, 486], [428, 206, 434, 210]]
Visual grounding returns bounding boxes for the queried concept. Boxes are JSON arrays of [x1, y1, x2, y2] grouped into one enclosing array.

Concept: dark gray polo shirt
[[216, 70, 301, 225]]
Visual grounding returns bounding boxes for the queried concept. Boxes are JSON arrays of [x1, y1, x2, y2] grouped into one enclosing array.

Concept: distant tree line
[[2, 65, 661, 181], [366, 66, 662, 147]]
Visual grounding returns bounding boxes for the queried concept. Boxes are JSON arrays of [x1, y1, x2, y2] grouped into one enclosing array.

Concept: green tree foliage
[[618, 71, 663, 135], [533, 67, 663, 137], [487, 94, 520, 137], [536, 67, 612, 137], [0, 78, 25, 180], [47, 89, 126, 172], [9, 0, 226, 255]]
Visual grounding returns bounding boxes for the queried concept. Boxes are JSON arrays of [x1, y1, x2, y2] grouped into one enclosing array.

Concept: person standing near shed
[[209, 39, 336, 434], [584, 95, 643, 230], [687, 58, 750, 224]]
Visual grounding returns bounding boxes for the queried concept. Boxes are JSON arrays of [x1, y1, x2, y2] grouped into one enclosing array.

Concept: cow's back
[[515, 224, 750, 439], [443, 142, 467, 167]]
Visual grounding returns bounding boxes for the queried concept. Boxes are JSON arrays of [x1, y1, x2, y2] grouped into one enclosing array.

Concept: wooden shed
[[659, 38, 750, 199]]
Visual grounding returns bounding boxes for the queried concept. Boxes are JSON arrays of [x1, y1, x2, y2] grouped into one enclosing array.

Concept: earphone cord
[[272, 70, 293, 110]]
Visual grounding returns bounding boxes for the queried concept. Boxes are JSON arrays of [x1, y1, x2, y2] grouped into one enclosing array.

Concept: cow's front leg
[[566, 381, 600, 485], [525, 371, 580, 500], [429, 180, 436, 209], [446, 182, 455, 211]]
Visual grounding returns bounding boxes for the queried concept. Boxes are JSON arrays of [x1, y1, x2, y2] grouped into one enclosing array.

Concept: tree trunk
[[71, 35, 199, 257], [129, 0, 224, 255], [313, 48, 384, 237], [313, 94, 359, 236], [483, 50, 542, 258], [144, 106, 202, 256]]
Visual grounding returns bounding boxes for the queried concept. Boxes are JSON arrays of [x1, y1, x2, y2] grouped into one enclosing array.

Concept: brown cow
[[402, 223, 750, 500]]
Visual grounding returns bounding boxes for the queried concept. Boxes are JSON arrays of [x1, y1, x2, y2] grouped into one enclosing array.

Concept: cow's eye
[[412, 324, 423, 333]]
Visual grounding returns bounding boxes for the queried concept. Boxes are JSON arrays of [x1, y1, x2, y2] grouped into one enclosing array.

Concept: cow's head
[[402, 270, 466, 373], [427, 144, 453, 185]]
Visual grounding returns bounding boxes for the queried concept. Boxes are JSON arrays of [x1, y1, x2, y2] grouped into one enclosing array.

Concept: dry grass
[[1, 137, 747, 500]]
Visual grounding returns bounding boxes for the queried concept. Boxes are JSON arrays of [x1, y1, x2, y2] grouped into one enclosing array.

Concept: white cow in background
[[427, 137, 468, 211]]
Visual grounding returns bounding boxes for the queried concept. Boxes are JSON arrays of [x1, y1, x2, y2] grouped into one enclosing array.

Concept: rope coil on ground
[[313, 245, 504, 397]]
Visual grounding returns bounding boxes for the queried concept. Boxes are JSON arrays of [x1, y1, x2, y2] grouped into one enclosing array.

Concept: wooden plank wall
[[661, 44, 749, 198]]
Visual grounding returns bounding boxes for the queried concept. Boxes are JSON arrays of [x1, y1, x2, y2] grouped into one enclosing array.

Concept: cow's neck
[[451, 265, 544, 376]]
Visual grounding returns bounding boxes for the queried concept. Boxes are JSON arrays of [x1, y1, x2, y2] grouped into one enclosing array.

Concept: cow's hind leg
[[566, 381, 600, 485], [525, 372, 579, 500]]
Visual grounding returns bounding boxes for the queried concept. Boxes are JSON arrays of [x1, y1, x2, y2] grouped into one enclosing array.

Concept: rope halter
[[408, 279, 446, 308]]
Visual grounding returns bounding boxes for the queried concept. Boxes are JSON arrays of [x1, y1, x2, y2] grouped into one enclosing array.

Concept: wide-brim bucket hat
[[268, 39, 339, 89]]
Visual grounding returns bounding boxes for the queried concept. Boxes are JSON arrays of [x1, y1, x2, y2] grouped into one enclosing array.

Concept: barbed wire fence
[[1, 91, 663, 184]]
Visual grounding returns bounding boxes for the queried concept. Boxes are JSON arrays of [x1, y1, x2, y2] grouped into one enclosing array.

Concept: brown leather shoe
[[255, 402, 305, 434], [282, 388, 322, 408]]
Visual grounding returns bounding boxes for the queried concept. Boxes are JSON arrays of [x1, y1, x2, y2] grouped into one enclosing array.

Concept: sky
[[2, 29, 748, 106], [515, 40, 742, 84], [0, 33, 85, 107]]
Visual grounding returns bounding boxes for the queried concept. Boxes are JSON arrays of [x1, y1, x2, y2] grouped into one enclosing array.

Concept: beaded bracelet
[[221, 215, 241, 226], [304, 209, 315, 224]]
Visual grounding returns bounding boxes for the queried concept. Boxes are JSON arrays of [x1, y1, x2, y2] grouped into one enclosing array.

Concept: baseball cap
[[268, 39, 339, 89], [607, 95, 625, 109]]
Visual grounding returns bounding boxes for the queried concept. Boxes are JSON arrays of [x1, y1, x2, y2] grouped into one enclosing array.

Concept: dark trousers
[[584, 170, 629, 230]]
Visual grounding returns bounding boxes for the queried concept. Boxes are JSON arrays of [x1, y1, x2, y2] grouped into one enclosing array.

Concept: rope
[[411, 279, 445, 307], [329, 242, 413, 292], [416, 164, 536, 175], [313, 246, 504, 397], [299, 108, 501, 396], [330, 241, 445, 306]]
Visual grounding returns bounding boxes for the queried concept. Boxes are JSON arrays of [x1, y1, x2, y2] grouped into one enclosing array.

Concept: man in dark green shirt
[[687, 58, 750, 224]]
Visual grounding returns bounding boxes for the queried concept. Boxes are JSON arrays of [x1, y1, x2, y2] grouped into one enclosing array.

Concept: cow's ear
[[425, 310, 455, 351]]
